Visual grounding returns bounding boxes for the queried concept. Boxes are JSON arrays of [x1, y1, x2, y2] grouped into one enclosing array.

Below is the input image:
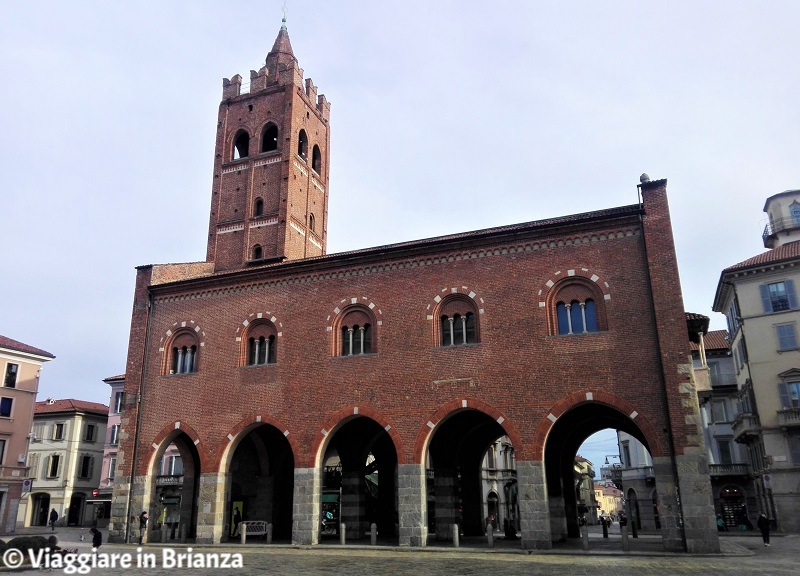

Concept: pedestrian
[[232, 507, 242, 537], [138, 510, 149, 545], [757, 513, 771, 546], [716, 514, 727, 531], [90, 527, 102, 551], [49, 508, 58, 532]]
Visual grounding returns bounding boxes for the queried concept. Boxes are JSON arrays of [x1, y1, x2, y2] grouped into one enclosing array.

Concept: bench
[[239, 520, 269, 541]]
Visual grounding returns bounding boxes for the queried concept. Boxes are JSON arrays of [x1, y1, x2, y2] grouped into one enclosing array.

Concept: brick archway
[[532, 389, 666, 459], [144, 421, 206, 475], [310, 404, 406, 467], [213, 413, 299, 470]]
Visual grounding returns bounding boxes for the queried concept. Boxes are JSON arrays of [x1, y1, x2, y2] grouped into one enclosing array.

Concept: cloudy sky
[[2, 1, 797, 471]]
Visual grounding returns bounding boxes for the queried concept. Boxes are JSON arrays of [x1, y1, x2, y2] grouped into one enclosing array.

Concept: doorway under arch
[[149, 433, 201, 541], [427, 409, 511, 541], [544, 402, 661, 544], [31, 492, 50, 527], [321, 417, 398, 543], [227, 424, 294, 541]]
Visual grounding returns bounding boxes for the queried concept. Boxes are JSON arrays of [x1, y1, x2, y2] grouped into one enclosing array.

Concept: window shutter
[[789, 435, 800, 465], [779, 383, 791, 408], [89, 456, 95, 478], [787, 280, 798, 310], [760, 284, 772, 312]]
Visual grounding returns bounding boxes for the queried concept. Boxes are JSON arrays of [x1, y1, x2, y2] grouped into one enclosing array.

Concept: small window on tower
[[309, 213, 315, 232], [261, 124, 278, 153], [298, 129, 308, 159], [312, 145, 322, 173], [253, 245, 263, 260], [254, 198, 264, 217], [233, 129, 250, 160]]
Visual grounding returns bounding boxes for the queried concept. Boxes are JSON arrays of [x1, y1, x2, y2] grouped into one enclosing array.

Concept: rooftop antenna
[[281, 1, 288, 29]]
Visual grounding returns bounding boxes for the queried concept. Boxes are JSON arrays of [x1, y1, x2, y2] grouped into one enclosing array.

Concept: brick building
[[110, 21, 719, 552]]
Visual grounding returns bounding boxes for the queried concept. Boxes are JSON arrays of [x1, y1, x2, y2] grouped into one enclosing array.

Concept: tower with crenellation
[[206, 18, 330, 271]]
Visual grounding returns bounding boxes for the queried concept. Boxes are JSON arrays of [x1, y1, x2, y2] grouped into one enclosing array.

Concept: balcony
[[763, 217, 800, 248], [710, 373, 738, 388], [732, 412, 761, 443], [155, 474, 184, 486], [709, 463, 751, 477], [777, 407, 800, 427]]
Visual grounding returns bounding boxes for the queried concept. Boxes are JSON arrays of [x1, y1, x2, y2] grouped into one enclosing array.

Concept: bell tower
[[206, 19, 331, 271]]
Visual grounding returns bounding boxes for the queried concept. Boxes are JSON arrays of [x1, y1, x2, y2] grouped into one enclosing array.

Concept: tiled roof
[[102, 374, 126, 382], [723, 240, 800, 273], [35, 399, 108, 417], [0, 335, 55, 359], [690, 330, 729, 352]]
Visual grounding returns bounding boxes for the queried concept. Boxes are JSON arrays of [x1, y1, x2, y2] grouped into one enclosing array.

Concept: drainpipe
[[636, 186, 687, 551], [124, 289, 155, 543]]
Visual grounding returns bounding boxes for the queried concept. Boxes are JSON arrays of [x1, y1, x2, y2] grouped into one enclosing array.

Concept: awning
[[321, 494, 338, 503], [85, 499, 112, 503]]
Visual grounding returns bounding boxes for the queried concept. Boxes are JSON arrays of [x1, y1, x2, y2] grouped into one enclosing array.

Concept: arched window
[[168, 331, 199, 375], [309, 213, 315, 232], [337, 307, 375, 356], [245, 320, 277, 366], [233, 129, 250, 160], [791, 201, 800, 226], [549, 279, 607, 336], [261, 123, 278, 153], [252, 245, 263, 260], [438, 295, 479, 346], [254, 198, 264, 217], [312, 144, 321, 173], [297, 129, 308, 159]]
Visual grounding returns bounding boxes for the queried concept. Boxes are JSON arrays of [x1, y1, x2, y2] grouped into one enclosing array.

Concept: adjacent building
[[18, 399, 108, 528], [87, 375, 125, 528], [0, 335, 55, 534], [713, 189, 800, 532], [692, 330, 756, 528]]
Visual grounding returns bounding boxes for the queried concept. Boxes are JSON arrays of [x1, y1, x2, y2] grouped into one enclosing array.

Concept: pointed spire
[[268, 4, 295, 64]]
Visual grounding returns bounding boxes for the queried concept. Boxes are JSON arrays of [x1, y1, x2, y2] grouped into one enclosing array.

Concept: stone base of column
[[517, 461, 551, 550], [291, 467, 320, 545], [397, 463, 427, 547]]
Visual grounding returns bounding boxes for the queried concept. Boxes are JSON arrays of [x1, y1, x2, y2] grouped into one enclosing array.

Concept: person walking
[[232, 507, 242, 537], [49, 508, 58, 532], [138, 511, 149, 545], [757, 513, 771, 546], [90, 527, 102, 551]]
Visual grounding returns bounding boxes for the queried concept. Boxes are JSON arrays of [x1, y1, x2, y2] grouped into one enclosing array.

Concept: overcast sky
[[2, 1, 797, 472]]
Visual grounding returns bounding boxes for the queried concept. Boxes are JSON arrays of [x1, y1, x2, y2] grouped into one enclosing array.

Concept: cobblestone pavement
[[5, 528, 797, 575]]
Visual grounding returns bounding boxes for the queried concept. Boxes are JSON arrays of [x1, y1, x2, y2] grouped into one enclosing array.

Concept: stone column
[[195, 471, 226, 544], [433, 468, 457, 540], [291, 467, 320, 545], [397, 463, 427, 547], [548, 495, 567, 542], [673, 454, 720, 553], [341, 469, 366, 538], [517, 460, 551, 550], [653, 458, 682, 552]]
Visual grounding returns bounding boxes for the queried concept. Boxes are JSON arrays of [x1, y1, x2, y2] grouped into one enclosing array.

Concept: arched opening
[[31, 492, 51, 526], [254, 198, 264, 217], [252, 245, 263, 261], [227, 424, 294, 541], [546, 404, 660, 546], [297, 129, 308, 160], [149, 434, 201, 542], [427, 409, 511, 542], [68, 492, 86, 526], [261, 124, 278, 153], [233, 130, 250, 160], [312, 144, 321, 173], [320, 417, 398, 543]]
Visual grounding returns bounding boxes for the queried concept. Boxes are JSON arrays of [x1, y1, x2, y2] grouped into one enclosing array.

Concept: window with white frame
[[109, 424, 120, 446], [0, 397, 12, 417], [114, 391, 124, 414], [84, 424, 97, 443], [711, 400, 728, 423], [760, 280, 798, 313], [108, 455, 117, 481], [53, 422, 65, 440], [3, 363, 18, 388], [776, 323, 798, 351], [778, 381, 800, 409]]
